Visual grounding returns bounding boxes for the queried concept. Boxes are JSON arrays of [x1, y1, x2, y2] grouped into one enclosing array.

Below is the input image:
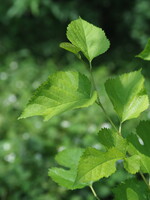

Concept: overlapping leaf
[[48, 148, 89, 189], [124, 155, 140, 174], [127, 121, 150, 174], [136, 39, 150, 61], [98, 128, 127, 153], [76, 147, 124, 183], [19, 71, 97, 121], [105, 70, 149, 122], [60, 42, 81, 58], [113, 178, 149, 200], [60, 17, 110, 61]]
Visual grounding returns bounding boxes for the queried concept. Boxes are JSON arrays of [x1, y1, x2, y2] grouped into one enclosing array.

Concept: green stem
[[118, 122, 122, 136], [90, 185, 101, 200], [140, 172, 150, 190], [89, 61, 118, 133]]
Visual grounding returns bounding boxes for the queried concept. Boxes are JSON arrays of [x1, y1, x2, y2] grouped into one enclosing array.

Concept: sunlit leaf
[[65, 17, 110, 61], [105, 70, 149, 122], [98, 128, 127, 153], [19, 71, 97, 121], [76, 147, 124, 183], [124, 155, 140, 174]]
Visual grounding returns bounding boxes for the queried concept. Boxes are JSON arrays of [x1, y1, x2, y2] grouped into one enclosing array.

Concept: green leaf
[[60, 42, 81, 58], [105, 70, 149, 123], [48, 148, 89, 189], [124, 155, 140, 174], [136, 121, 150, 156], [136, 39, 150, 61], [127, 121, 150, 174], [98, 128, 127, 153], [66, 17, 110, 61], [76, 147, 124, 183], [113, 178, 150, 200], [19, 71, 97, 121]]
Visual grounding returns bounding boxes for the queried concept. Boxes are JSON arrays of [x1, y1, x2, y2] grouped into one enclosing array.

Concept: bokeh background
[[0, 0, 150, 199]]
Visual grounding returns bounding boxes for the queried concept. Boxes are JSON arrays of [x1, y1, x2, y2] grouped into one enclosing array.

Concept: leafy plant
[[20, 18, 150, 199]]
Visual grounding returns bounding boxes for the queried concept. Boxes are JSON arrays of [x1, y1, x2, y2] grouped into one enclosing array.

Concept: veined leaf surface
[[48, 148, 89, 189], [136, 38, 150, 61], [98, 128, 127, 153], [19, 71, 97, 121], [105, 70, 149, 122], [76, 147, 124, 183], [65, 17, 110, 61]]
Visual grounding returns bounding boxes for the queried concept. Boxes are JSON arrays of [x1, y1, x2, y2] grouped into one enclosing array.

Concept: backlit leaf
[[66, 17, 110, 61], [105, 70, 149, 122], [19, 71, 97, 121]]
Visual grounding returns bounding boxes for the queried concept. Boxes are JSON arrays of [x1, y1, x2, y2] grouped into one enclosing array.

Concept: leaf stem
[[90, 185, 101, 200], [89, 61, 118, 133], [118, 122, 122, 136], [139, 172, 150, 190]]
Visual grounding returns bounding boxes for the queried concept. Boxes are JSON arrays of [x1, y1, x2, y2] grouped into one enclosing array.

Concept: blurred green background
[[0, 0, 150, 199]]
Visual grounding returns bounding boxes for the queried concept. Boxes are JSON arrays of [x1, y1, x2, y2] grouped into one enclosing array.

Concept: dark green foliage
[[0, 0, 150, 66]]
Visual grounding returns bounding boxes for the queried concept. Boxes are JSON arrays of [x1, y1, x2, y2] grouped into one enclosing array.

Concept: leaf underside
[[19, 71, 97, 121], [60, 42, 81, 57], [105, 70, 149, 122]]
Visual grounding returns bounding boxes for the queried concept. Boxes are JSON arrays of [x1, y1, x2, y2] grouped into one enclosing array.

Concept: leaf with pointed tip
[[113, 178, 150, 200], [65, 17, 110, 61], [60, 42, 81, 58], [105, 70, 149, 123], [136, 39, 150, 61], [19, 71, 97, 121], [124, 155, 140, 174], [98, 128, 127, 153], [76, 147, 125, 184], [127, 121, 150, 174], [48, 148, 89, 189]]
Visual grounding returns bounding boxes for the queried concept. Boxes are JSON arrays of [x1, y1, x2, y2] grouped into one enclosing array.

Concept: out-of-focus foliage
[[0, 0, 150, 66]]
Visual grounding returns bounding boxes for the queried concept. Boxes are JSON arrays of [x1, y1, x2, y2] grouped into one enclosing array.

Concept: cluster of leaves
[[1, 54, 113, 200], [20, 18, 150, 199]]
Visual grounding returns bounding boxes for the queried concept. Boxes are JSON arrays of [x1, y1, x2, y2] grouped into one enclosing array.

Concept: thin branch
[[89, 61, 119, 133], [140, 172, 150, 190], [90, 185, 101, 200]]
